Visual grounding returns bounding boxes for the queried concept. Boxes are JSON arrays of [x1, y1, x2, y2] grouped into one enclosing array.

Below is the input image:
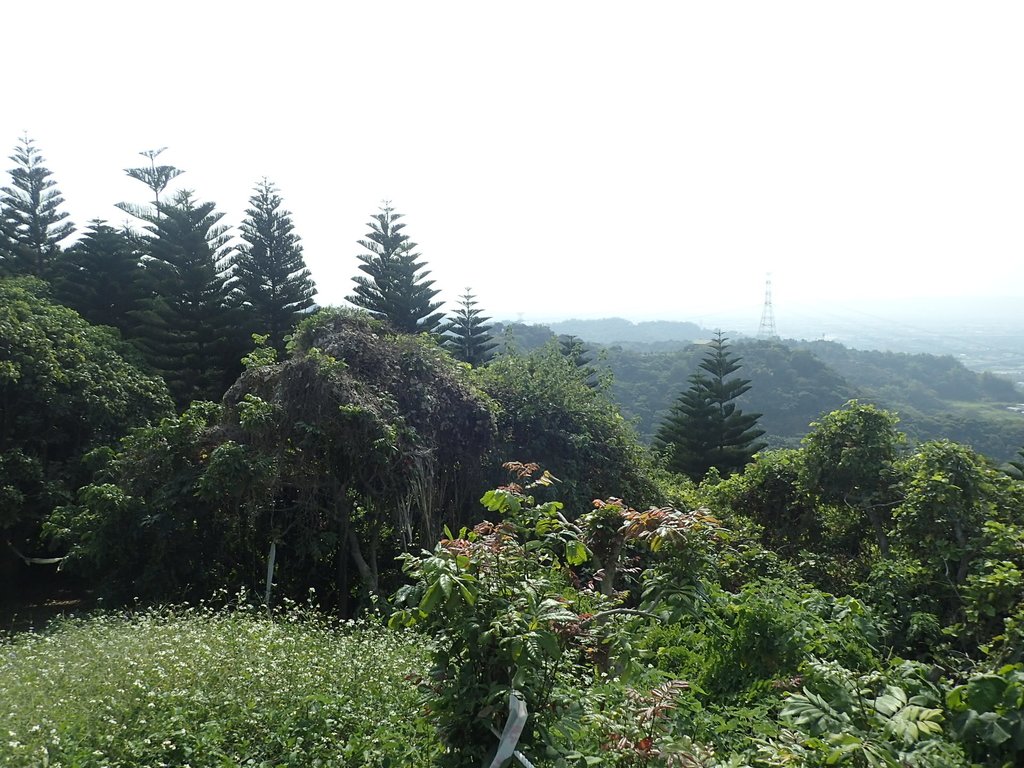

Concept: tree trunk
[[600, 537, 624, 597], [337, 504, 351, 616], [263, 539, 277, 613], [348, 528, 382, 601], [953, 517, 971, 585], [865, 505, 891, 558]]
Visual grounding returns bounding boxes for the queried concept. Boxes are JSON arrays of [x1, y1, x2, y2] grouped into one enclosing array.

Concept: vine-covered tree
[[893, 441, 999, 590], [442, 288, 495, 365], [231, 179, 316, 353], [51, 221, 145, 336], [801, 400, 902, 557], [655, 331, 765, 480], [132, 190, 240, 404], [347, 204, 443, 334], [52, 309, 495, 610], [0, 136, 75, 278]]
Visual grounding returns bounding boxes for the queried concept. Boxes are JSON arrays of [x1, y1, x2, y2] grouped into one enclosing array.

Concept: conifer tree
[[559, 334, 588, 366], [231, 179, 316, 354], [52, 220, 145, 336], [347, 204, 443, 334], [0, 216, 13, 269], [132, 190, 239, 404], [1005, 446, 1024, 481], [117, 147, 184, 221], [655, 331, 765, 479], [0, 135, 75, 277], [442, 289, 496, 365], [559, 334, 599, 388], [0, 194, 12, 266]]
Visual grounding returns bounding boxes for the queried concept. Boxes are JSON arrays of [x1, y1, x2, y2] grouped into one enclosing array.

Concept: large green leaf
[[565, 539, 589, 566], [419, 580, 443, 615]]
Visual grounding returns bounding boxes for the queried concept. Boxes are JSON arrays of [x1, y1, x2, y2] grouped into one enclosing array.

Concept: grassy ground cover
[[0, 602, 437, 767]]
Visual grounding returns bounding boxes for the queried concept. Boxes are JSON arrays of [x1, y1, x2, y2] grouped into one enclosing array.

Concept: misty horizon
[[3, 2, 1023, 323]]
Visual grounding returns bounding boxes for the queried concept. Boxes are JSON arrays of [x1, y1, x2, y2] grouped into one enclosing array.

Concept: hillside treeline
[[494, 320, 1023, 462]]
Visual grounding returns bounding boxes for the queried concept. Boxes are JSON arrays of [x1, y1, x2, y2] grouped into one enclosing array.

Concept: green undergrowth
[[0, 602, 437, 767]]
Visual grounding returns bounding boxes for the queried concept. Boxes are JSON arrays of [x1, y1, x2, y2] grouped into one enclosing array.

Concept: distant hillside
[[601, 339, 1024, 462], [547, 317, 708, 346], [794, 341, 1018, 409], [492, 317, 719, 352], [603, 341, 854, 447], [790, 341, 1024, 459], [484, 320, 1024, 461], [490, 322, 557, 352]]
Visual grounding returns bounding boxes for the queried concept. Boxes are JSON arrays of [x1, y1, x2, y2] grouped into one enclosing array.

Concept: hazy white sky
[[4, 1, 1022, 330]]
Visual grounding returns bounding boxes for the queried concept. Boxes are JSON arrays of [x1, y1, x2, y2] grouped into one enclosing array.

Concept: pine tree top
[[442, 288, 496, 366], [655, 330, 766, 479], [1, 135, 75, 276], [231, 179, 316, 352], [347, 203, 443, 335]]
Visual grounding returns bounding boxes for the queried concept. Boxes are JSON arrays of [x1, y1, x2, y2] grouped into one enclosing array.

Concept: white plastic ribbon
[[485, 690, 534, 768]]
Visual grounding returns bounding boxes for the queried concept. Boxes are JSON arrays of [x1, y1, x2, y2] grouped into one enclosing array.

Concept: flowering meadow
[[0, 602, 437, 767]]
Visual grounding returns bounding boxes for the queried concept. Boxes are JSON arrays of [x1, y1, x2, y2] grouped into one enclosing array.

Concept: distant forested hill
[[603, 339, 1024, 462], [491, 322, 557, 352], [492, 318, 714, 352], [483, 319, 1019, 462], [547, 317, 707, 345], [485, 321, 1023, 461], [603, 341, 855, 447], [793, 340, 1018, 406], [789, 341, 1024, 460]]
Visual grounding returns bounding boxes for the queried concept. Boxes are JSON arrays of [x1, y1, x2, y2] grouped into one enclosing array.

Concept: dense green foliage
[[390, 464, 726, 766], [497, 323, 1020, 434], [798, 340, 1018, 406], [796, 340, 1024, 461], [51, 221, 146, 338], [129, 190, 243, 404], [603, 338, 1023, 461], [559, 334, 599, 388], [488, 320, 1022, 463], [391, 469, 591, 766], [801, 401, 902, 557], [111, 150, 319, 406], [475, 342, 659, 516], [0, 278, 172, 571], [712, 448, 821, 557], [9, 389, 1024, 766], [606, 340, 855, 445], [492, 320, 564, 353], [378, 442, 1024, 766]]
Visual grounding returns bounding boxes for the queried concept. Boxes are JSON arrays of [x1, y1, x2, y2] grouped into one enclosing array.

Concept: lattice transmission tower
[[757, 274, 778, 340]]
